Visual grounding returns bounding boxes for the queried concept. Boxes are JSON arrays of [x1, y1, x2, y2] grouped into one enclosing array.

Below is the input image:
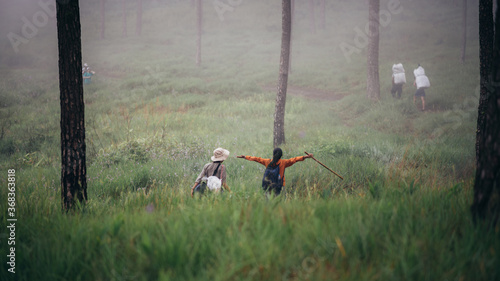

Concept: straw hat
[[211, 147, 230, 162]]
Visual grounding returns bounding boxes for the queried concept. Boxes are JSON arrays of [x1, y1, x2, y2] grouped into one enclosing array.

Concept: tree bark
[[472, 0, 500, 224], [100, 0, 105, 40], [56, 0, 87, 211], [289, 0, 295, 74], [136, 0, 142, 36], [273, 0, 292, 148], [461, 0, 467, 62], [309, 0, 316, 34], [476, 0, 494, 163], [196, 0, 202, 66], [320, 0, 326, 30], [122, 0, 127, 37], [366, 0, 380, 100]]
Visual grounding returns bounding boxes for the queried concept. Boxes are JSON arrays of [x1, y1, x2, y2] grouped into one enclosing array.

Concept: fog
[[0, 0, 479, 77]]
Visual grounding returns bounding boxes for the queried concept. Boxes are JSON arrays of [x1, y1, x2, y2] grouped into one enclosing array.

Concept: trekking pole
[[305, 151, 344, 180]]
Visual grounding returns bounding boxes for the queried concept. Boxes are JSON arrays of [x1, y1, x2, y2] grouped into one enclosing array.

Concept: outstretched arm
[[237, 155, 270, 167], [282, 154, 313, 168]]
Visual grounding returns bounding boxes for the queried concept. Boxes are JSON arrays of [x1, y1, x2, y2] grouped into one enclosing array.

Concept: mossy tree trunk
[[56, 0, 87, 211], [273, 0, 291, 148]]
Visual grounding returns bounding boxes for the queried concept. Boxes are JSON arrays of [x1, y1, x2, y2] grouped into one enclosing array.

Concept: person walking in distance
[[391, 63, 406, 99], [413, 64, 430, 111]]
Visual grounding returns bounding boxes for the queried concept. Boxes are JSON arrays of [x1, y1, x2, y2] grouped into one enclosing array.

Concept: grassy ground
[[1, 0, 498, 280]]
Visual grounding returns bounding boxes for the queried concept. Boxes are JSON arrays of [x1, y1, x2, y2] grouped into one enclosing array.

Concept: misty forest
[[0, 0, 499, 280]]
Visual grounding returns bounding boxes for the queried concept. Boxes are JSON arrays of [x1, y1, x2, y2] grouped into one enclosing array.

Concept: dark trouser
[[414, 88, 426, 97], [391, 83, 403, 98]]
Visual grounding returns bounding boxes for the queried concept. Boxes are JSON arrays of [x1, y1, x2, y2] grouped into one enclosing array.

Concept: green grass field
[[0, 0, 498, 280]]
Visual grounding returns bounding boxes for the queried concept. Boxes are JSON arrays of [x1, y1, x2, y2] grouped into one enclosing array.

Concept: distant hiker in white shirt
[[413, 64, 430, 111], [391, 63, 406, 99]]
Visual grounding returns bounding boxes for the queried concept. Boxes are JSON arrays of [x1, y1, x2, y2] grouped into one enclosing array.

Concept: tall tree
[[196, 0, 202, 66], [136, 0, 142, 36], [289, 0, 295, 73], [319, 0, 326, 30], [366, 0, 380, 100], [461, 0, 467, 62], [56, 0, 87, 211], [122, 0, 127, 37], [273, 0, 292, 148], [100, 0, 106, 39], [309, 0, 316, 34], [471, 0, 500, 223]]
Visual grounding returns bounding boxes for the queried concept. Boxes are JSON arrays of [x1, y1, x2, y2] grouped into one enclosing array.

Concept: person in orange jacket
[[237, 148, 313, 196]]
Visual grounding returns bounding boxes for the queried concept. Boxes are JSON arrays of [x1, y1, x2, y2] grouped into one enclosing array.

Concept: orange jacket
[[244, 155, 306, 187]]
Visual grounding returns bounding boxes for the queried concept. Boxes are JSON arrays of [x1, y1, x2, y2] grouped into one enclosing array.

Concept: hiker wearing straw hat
[[237, 148, 313, 197], [191, 148, 231, 197]]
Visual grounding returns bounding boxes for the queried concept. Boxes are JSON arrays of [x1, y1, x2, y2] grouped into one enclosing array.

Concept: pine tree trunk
[[100, 0, 105, 40], [289, 0, 295, 74], [56, 0, 87, 211], [196, 0, 202, 66], [273, 0, 292, 148], [309, 0, 316, 34], [476, 0, 494, 163], [461, 0, 467, 62], [320, 0, 326, 30], [366, 0, 380, 100], [472, 0, 500, 224], [136, 0, 142, 36], [122, 0, 127, 37]]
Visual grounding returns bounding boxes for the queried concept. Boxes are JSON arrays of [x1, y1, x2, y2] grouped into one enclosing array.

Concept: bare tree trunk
[[100, 0, 105, 40], [274, 0, 292, 148], [289, 0, 295, 74], [56, 0, 87, 211], [472, 0, 500, 224], [320, 0, 326, 30], [366, 0, 380, 100], [309, 0, 316, 34], [136, 0, 142, 36], [122, 0, 127, 37], [196, 0, 202, 66], [461, 0, 467, 62], [476, 0, 494, 163]]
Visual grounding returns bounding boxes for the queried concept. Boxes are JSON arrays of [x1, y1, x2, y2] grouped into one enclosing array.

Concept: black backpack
[[262, 164, 283, 195]]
